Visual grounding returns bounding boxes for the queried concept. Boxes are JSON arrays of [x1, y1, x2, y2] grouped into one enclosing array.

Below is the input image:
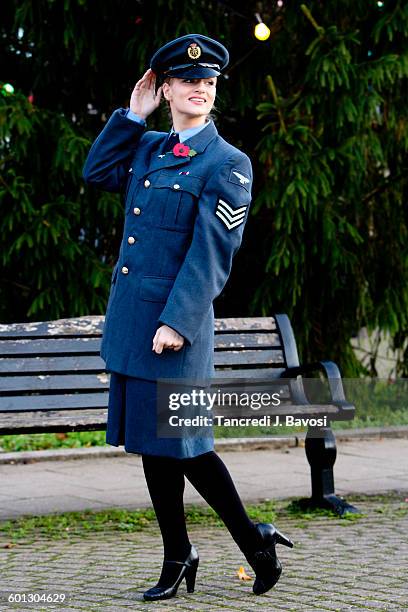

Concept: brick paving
[[0, 494, 407, 611]]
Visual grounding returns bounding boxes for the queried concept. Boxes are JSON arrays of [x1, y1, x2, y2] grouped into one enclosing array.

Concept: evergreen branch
[[1, 277, 32, 292], [265, 75, 286, 133], [0, 175, 12, 193], [301, 4, 325, 36]]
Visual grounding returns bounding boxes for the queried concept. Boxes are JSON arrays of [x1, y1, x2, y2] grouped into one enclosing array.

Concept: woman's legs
[[181, 450, 263, 557], [141, 453, 191, 560], [142, 450, 291, 598], [142, 450, 263, 562]]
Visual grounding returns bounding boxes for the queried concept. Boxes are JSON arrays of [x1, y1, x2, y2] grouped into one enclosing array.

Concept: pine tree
[[253, 2, 408, 374]]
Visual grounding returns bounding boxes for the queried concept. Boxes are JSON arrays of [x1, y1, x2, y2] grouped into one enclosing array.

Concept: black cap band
[[163, 62, 221, 74]]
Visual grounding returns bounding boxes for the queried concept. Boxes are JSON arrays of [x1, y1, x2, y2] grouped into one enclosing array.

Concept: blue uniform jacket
[[83, 108, 253, 381]]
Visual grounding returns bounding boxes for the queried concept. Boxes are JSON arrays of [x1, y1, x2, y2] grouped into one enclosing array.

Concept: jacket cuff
[[125, 108, 147, 126]]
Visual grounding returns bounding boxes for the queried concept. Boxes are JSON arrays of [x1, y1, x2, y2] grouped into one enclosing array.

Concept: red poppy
[[173, 143, 190, 157]]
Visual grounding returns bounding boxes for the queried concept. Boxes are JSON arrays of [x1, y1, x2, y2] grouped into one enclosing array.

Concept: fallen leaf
[[237, 566, 252, 581]]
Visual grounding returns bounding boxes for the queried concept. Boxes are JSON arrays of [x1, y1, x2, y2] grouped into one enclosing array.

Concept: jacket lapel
[[146, 121, 218, 177], [183, 120, 218, 154]]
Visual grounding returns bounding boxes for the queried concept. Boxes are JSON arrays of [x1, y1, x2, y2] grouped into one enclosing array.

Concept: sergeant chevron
[[215, 198, 248, 230]]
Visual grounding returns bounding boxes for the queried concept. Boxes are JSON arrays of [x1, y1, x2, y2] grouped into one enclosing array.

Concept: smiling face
[[162, 76, 217, 124]]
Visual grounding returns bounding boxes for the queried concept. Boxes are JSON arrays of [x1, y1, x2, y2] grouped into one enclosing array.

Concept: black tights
[[141, 451, 262, 562]]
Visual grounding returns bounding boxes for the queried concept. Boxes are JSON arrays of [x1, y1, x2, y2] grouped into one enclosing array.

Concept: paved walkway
[[0, 438, 407, 519], [1, 495, 407, 611]]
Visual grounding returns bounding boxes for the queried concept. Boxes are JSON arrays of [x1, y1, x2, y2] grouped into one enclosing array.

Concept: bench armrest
[[282, 360, 354, 412]]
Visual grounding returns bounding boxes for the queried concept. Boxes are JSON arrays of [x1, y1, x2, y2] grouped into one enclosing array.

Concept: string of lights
[[212, 0, 275, 41]]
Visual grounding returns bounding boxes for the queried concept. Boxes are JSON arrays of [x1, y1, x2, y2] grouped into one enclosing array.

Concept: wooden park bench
[[0, 314, 358, 515]]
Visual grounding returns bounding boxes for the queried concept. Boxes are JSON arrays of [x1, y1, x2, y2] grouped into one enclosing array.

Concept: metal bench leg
[[301, 425, 359, 516]]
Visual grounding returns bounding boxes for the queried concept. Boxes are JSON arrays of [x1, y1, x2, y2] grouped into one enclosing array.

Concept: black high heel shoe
[[143, 544, 199, 601], [246, 523, 294, 596]]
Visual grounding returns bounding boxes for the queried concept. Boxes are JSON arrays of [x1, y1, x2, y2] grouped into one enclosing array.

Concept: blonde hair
[[161, 76, 218, 124]]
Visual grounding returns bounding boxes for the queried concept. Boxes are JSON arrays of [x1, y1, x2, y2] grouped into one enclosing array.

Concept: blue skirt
[[106, 372, 215, 459]]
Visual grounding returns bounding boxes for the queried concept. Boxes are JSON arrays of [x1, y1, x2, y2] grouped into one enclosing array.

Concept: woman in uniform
[[83, 34, 293, 602]]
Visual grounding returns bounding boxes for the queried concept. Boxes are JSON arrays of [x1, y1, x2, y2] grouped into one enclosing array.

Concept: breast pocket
[[153, 172, 204, 231]]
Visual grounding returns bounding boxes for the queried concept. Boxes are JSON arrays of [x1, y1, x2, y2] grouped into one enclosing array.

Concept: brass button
[[144, 179, 151, 188], [173, 183, 180, 190], [133, 207, 141, 215], [121, 266, 129, 275], [128, 236, 136, 245]]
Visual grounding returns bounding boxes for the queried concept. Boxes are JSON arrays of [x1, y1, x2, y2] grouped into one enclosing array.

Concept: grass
[[0, 498, 366, 544], [0, 431, 107, 453]]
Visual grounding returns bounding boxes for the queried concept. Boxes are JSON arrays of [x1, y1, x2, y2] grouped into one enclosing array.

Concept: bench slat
[[0, 374, 110, 393], [0, 403, 341, 435], [0, 316, 276, 339], [0, 409, 107, 434], [215, 318, 276, 332], [0, 384, 337, 415], [0, 356, 105, 374], [0, 317, 105, 339], [0, 392, 108, 412], [0, 335, 281, 358], [214, 350, 284, 366], [0, 358, 286, 377], [212, 403, 340, 417], [215, 333, 280, 349], [0, 338, 101, 356], [213, 368, 286, 379], [0, 375, 291, 398]]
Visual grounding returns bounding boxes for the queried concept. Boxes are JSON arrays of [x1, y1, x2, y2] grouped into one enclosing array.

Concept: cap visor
[[165, 66, 221, 78]]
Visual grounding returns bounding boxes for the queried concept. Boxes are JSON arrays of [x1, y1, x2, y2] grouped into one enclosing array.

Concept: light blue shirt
[[169, 122, 210, 142], [126, 108, 210, 142]]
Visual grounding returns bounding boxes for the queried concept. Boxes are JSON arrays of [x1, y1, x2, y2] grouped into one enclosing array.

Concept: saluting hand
[[152, 325, 185, 354], [130, 69, 163, 120]]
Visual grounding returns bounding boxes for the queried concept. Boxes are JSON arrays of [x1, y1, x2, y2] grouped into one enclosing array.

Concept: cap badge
[[187, 43, 202, 60]]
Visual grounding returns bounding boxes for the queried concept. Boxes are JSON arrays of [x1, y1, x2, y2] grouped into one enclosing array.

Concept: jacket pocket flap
[[154, 172, 204, 197], [139, 276, 175, 302]]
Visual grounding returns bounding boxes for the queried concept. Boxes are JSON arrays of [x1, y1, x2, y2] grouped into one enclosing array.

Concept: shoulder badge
[[228, 168, 251, 192], [233, 171, 250, 185]]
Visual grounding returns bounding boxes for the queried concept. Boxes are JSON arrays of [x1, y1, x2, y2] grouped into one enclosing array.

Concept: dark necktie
[[162, 131, 180, 154]]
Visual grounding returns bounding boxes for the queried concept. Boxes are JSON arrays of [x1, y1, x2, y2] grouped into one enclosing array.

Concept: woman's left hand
[[152, 325, 185, 354]]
